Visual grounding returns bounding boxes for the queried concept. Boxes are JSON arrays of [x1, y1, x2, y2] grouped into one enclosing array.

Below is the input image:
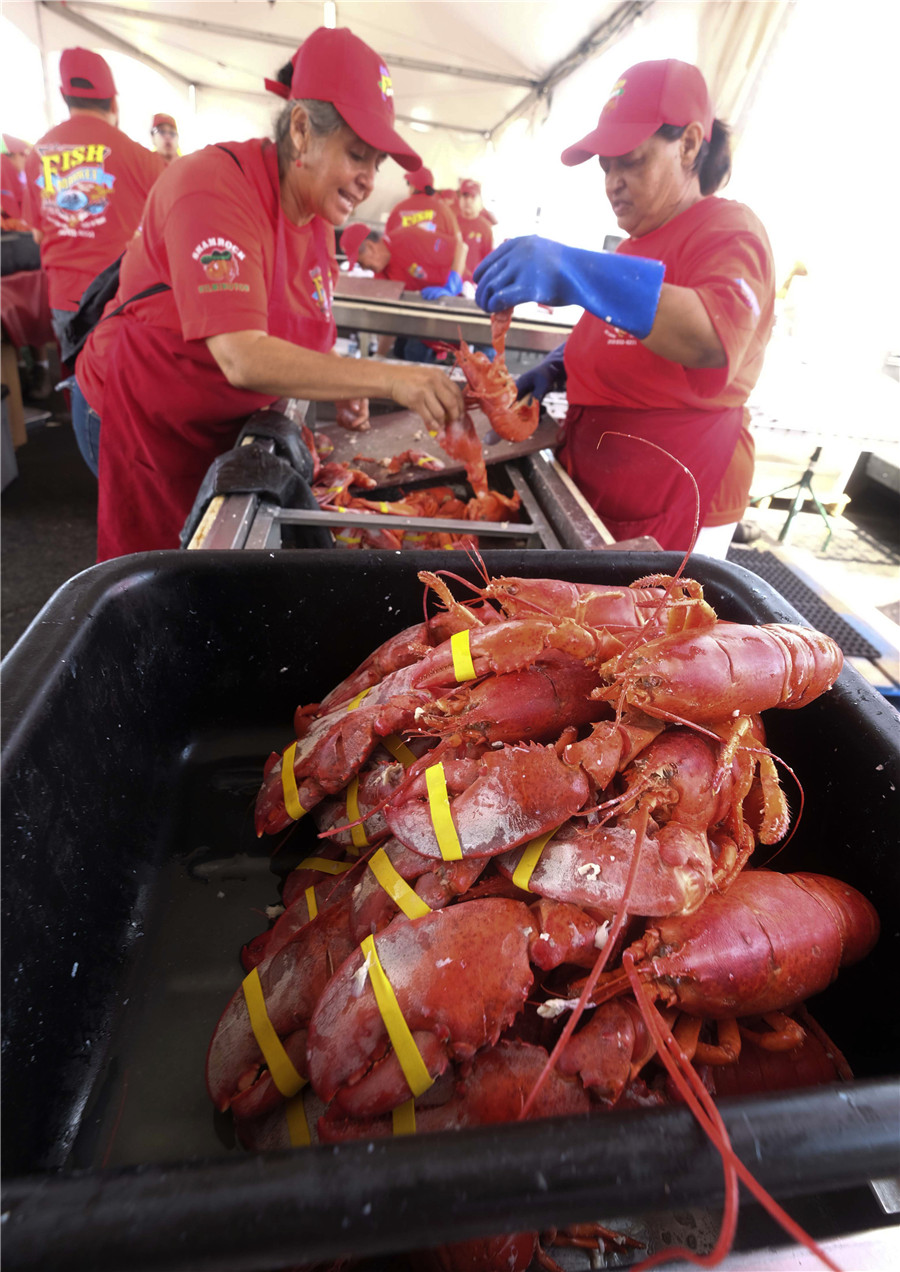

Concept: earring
[[294, 157, 303, 169]]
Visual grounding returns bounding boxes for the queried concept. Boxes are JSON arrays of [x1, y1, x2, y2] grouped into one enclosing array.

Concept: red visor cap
[[2, 134, 30, 155], [341, 222, 372, 268], [459, 179, 481, 196], [404, 165, 434, 190], [60, 47, 117, 99], [152, 114, 177, 131], [264, 26, 421, 172], [561, 59, 713, 165]]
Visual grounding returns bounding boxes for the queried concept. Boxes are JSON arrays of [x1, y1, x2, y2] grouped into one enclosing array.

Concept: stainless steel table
[[333, 281, 576, 354]]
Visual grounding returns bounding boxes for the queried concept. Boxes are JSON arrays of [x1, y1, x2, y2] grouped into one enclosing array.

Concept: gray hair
[[275, 99, 345, 175]]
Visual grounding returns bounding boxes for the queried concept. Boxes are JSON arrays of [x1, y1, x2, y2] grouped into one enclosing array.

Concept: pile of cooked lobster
[[205, 562, 878, 1271], [300, 309, 537, 550]]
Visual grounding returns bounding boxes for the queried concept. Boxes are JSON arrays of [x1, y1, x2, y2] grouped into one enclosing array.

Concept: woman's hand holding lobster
[[388, 364, 464, 433], [334, 398, 370, 431]]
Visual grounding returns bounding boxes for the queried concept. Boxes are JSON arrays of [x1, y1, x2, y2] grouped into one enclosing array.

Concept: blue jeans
[[67, 376, 101, 477]]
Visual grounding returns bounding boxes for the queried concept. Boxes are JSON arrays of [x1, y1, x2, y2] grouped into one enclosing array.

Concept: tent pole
[[40, 1, 193, 87], [54, 1, 538, 89], [489, 0, 655, 140], [34, 0, 55, 131]]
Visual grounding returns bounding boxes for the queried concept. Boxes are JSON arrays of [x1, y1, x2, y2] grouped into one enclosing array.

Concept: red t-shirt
[[385, 192, 459, 239], [564, 197, 774, 525], [565, 197, 774, 410], [78, 139, 337, 416], [24, 116, 165, 310], [378, 225, 458, 291], [457, 212, 493, 279], [1, 154, 28, 229]]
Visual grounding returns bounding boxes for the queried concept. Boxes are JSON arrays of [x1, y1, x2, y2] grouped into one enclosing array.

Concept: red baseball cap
[[561, 60, 713, 165], [458, 179, 481, 196], [59, 47, 117, 100], [341, 222, 373, 268], [405, 166, 434, 190], [264, 27, 420, 171], [152, 114, 177, 131]]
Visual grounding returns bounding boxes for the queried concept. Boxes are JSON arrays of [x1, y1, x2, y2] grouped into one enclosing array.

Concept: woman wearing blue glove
[[474, 59, 775, 556]]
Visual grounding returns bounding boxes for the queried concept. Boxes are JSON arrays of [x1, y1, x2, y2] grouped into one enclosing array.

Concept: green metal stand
[[750, 445, 833, 549]]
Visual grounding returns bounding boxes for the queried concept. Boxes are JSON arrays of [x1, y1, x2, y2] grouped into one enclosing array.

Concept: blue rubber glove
[[421, 270, 463, 301], [474, 237, 665, 339], [515, 341, 567, 402]]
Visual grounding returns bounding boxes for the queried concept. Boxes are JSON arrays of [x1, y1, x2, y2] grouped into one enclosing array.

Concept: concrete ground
[[730, 492, 900, 693]]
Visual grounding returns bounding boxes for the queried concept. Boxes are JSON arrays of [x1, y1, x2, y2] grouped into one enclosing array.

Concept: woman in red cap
[[475, 59, 775, 557], [76, 26, 463, 560]]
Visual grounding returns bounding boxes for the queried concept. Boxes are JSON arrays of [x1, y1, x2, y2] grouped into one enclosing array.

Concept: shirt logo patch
[[408, 263, 426, 279], [400, 209, 436, 229], [309, 266, 331, 315], [35, 143, 115, 229], [734, 277, 760, 318], [193, 237, 249, 291], [378, 65, 393, 101]]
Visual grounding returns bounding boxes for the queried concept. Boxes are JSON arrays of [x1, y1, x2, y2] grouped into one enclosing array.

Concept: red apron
[[558, 404, 744, 551], [96, 148, 336, 561]]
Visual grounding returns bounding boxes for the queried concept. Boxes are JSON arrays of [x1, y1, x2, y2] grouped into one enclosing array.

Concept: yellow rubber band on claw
[[347, 686, 372, 711], [346, 775, 369, 852], [369, 847, 432, 920], [294, 856, 355, 876], [285, 1088, 311, 1147], [383, 734, 417, 768], [425, 762, 463, 861], [304, 885, 318, 920], [360, 934, 434, 1099], [512, 829, 558, 893], [242, 966, 305, 1099], [281, 742, 306, 822], [450, 629, 477, 683], [392, 1098, 417, 1136]]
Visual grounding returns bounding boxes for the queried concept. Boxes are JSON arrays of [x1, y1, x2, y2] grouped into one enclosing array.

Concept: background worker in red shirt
[[25, 48, 165, 346], [1, 134, 31, 230], [150, 113, 180, 164], [75, 26, 463, 558], [475, 59, 775, 558], [455, 178, 493, 279], [342, 221, 467, 298], [342, 220, 467, 362], [385, 164, 460, 240]]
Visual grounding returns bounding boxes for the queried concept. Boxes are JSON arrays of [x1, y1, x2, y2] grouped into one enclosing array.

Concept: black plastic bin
[[2, 550, 899, 1271]]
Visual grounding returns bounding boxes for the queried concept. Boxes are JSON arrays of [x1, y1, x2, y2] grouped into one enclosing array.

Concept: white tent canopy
[[3, 0, 788, 230], [3, 1, 898, 378]]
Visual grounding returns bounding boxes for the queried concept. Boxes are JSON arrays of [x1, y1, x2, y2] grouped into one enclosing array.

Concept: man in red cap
[[455, 178, 493, 280], [474, 58, 775, 558], [342, 220, 466, 299], [24, 47, 165, 345], [385, 163, 459, 240], [150, 114, 180, 164]]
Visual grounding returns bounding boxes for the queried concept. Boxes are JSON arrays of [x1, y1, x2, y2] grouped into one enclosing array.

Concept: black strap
[[87, 145, 245, 342], [215, 144, 246, 173], [103, 280, 170, 322]]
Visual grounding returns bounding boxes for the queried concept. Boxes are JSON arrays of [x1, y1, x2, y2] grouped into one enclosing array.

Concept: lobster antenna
[[625, 960, 842, 1272], [595, 430, 700, 628]]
